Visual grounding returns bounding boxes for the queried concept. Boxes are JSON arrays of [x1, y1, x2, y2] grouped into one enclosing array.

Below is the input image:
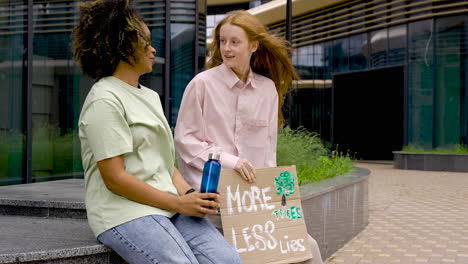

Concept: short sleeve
[[80, 99, 133, 161]]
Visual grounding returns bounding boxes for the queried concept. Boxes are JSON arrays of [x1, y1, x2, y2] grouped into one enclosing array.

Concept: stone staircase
[[0, 179, 125, 264]]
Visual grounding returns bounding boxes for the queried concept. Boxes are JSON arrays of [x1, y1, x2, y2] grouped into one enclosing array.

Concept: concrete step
[[0, 180, 126, 264], [0, 215, 125, 264], [0, 179, 86, 219]]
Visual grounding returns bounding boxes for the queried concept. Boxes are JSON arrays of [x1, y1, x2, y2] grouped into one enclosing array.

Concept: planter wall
[[393, 151, 468, 172], [300, 167, 370, 260]]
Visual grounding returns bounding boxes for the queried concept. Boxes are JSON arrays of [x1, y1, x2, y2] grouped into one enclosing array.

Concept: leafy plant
[[277, 127, 354, 185]]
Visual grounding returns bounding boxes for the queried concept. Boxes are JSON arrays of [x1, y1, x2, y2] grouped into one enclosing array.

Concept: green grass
[[402, 144, 468, 154], [277, 127, 354, 185]]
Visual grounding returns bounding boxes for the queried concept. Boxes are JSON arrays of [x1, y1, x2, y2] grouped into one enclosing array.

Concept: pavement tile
[[456, 257, 468, 263], [414, 259, 429, 263], [440, 258, 456, 263], [325, 163, 468, 264]]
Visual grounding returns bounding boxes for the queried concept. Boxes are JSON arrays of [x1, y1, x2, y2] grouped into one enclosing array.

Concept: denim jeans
[[98, 214, 242, 264]]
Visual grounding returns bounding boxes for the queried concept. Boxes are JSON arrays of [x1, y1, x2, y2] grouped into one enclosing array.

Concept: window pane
[[408, 20, 434, 148], [332, 38, 349, 73], [388, 25, 407, 65], [29, 0, 87, 182], [370, 28, 388, 67], [0, 5, 25, 185], [171, 23, 195, 126], [435, 16, 467, 147], [313, 44, 324, 80], [323, 41, 333, 79], [296, 46, 313, 79], [31, 32, 84, 182], [349, 33, 368, 70]]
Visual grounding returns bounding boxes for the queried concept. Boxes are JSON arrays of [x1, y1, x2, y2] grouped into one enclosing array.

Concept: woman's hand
[[235, 158, 256, 183], [176, 192, 219, 217]]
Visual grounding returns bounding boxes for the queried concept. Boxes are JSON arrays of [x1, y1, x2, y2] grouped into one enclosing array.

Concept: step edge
[[0, 199, 85, 210], [0, 245, 112, 264]]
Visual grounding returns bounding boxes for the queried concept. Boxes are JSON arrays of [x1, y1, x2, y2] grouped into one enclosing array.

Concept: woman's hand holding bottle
[[176, 191, 219, 217]]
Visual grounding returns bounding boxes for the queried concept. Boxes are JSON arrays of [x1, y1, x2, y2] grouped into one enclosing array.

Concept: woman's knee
[[211, 246, 242, 264]]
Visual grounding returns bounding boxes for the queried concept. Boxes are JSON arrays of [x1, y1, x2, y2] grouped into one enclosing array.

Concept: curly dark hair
[[71, 0, 148, 80]]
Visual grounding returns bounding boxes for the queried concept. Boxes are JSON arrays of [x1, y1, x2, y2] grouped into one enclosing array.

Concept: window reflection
[[0, 9, 25, 184], [0, 33, 25, 185], [408, 20, 434, 148], [31, 33, 84, 181], [1, 0, 201, 184], [287, 1, 467, 157], [370, 29, 388, 67], [349, 33, 367, 70], [171, 23, 195, 126], [388, 25, 407, 65], [332, 38, 349, 73], [435, 16, 467, 147]]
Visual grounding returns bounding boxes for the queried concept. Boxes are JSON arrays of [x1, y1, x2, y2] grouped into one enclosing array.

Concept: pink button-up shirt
[[174, 63, 278, 190]]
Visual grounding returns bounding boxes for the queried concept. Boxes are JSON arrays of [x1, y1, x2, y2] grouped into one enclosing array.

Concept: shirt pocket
[[244, 119, 269, 147]]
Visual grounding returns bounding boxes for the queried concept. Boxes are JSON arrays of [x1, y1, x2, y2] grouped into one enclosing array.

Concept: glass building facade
[[270, 0, 467, 160], [0, 0, 206, 185]]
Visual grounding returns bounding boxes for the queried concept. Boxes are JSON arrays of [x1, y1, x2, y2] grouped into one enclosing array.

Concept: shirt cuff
[[220, 152, 239, 170]]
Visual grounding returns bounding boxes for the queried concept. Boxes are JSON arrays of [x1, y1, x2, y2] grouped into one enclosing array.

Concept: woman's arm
[[97, 155, 218, 217], [172, 166, 193, 196], [266, 90, 279, 167], [174, 78, 240, 171]]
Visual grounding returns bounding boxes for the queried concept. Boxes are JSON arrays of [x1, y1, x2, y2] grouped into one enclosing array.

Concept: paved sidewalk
[[325, 163, 468, 264]]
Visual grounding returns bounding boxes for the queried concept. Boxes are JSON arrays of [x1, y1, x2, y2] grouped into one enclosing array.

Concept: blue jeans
[[98, 214, 242, 264]]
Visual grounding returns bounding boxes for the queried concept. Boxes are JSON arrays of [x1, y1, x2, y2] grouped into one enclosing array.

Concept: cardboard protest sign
[[219, 166, 313, 264]]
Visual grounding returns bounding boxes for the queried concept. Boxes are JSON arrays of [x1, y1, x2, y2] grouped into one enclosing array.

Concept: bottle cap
[[208, 153, 220, 160]]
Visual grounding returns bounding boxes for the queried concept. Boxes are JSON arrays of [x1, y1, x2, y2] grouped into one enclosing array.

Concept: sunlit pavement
[[325, 163, 468, 264]]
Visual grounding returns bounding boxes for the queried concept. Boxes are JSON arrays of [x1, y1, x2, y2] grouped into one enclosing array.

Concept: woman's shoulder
[[81, 77, 137, 111], [185, 66, 222, 90], [86, 77, 121, 100], [251, 72, 276, 90], [193, 65, 222, 81]]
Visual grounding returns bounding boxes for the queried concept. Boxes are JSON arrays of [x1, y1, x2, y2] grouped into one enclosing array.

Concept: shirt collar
[[219, 63, 260, 89]]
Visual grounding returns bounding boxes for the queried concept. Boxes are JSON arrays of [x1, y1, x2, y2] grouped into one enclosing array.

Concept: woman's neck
[[113, 61, 140, 88], [232, 68, 250, 83]]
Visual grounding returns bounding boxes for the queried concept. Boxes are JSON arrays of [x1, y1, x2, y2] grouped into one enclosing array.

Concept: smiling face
[[132, 23, 156, 75], [219, 23, 258, 78]]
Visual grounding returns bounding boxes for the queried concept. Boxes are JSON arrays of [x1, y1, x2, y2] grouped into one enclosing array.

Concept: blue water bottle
[[200, 153, 221, 195]]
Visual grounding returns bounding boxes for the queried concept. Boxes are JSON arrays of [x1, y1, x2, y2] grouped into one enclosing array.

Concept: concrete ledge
[[300, 167, 370, 260], [0, 181, 126, 263], [0, 179, 86, 219], [0, 215, 125, 264], [393, 151, 468, 172], [0, 204, 87, 219], [0, 172, 369, 263]]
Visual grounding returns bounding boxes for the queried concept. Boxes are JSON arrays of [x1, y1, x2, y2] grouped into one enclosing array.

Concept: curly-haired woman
[[174, 10, 323, 264], [72, 1, 241, 263]]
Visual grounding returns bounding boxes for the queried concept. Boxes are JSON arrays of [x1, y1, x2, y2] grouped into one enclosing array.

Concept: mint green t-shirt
[[79, 76, 178, 237]]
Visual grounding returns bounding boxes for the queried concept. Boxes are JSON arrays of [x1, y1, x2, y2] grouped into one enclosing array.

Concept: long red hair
[[207, 10, 299, 126]]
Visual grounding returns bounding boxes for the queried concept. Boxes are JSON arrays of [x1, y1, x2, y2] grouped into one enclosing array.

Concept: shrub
[[277, 127, 354, 185]]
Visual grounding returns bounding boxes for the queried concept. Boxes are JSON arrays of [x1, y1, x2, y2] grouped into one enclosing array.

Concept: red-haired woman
[[175, 10, 323, 264]]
